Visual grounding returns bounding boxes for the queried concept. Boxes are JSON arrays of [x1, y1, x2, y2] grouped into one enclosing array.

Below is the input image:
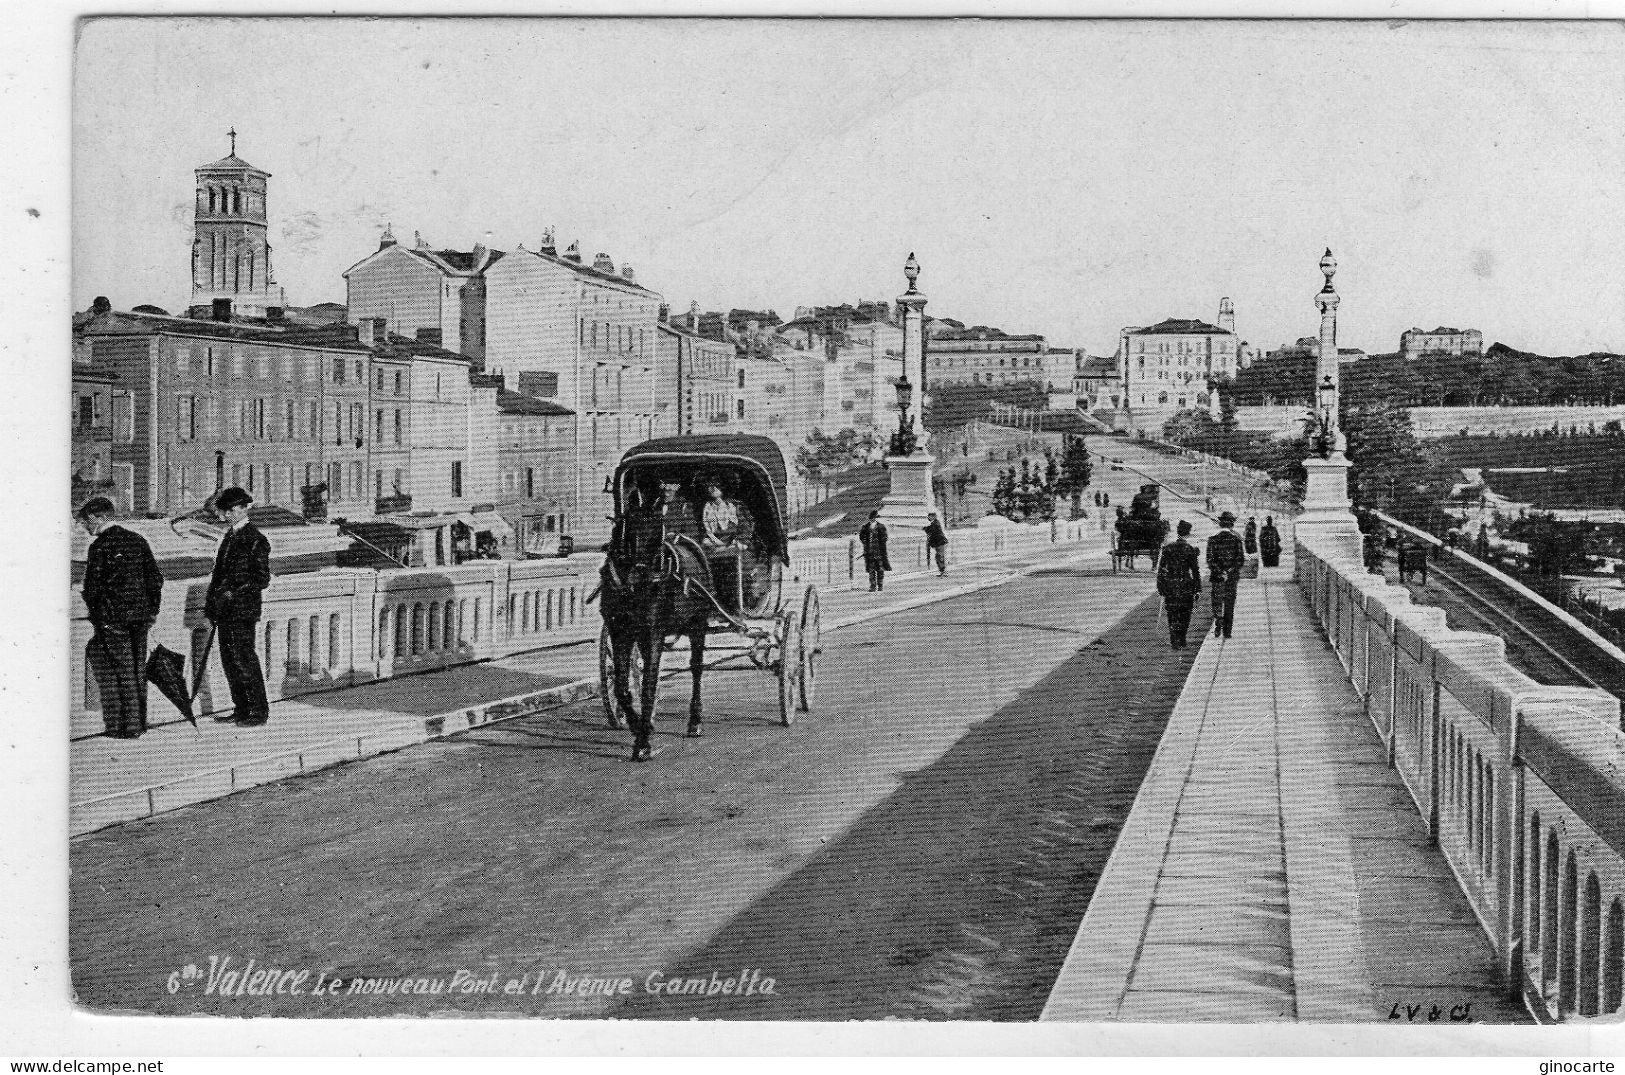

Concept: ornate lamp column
[[1297, 248, 1361, 545], [877, 253, 940, 530]]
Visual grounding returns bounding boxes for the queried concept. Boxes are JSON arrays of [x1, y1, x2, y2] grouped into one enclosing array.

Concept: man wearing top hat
[[79, 496, 165, 738], [1205, 511, 1246, 639], [206, 487, 272, 726]]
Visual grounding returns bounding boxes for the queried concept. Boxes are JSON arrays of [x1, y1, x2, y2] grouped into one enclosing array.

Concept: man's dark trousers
[[1165, 600, 1196, 648], [1211, 572, 1239, 637], [90, 622, 150, 736], [216, 620, 269, 724], [867, 566, 885, 591]]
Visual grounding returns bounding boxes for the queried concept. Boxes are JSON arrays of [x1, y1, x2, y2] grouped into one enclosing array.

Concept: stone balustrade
[[1297, 527, 1625, 1022], [72, 518, 1100, 740]]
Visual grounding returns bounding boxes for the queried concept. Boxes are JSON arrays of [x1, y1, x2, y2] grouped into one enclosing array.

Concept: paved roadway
[[69, 551, 1212, 1020]]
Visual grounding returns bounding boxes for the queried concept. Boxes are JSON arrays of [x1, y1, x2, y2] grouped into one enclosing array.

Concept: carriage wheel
[[797, 586, 820, 712], [776, 606, 801, 727], [598, 625, 623, 729], [598, 625, 647, 730]]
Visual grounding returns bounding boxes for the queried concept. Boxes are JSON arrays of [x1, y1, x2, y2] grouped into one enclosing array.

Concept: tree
[[1161, 408, 1220, 444], [1054, 435, 1092, 498], [795, 427, 876, 478], [1343, 404, 1433, 511], [1505, 512, 1594, 576]]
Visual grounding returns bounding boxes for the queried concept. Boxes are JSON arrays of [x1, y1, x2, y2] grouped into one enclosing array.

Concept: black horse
[[598, 495, 716, 761]]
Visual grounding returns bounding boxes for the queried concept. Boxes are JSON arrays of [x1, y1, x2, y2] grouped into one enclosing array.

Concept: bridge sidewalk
[[1041, 561, 1529, 1023], [70, 538, 1107, 838]]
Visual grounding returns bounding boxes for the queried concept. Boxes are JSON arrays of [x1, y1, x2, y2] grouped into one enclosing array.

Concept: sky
[[73, 17, 1625, 357]]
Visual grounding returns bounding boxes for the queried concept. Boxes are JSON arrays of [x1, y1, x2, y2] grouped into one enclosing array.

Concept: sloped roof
[[1129, 318, 1233, 336], [1078, 356, 1119, 377], [497, 390, 574, 416], [503, 246, 659, 296], [197, 153, 268, 175]]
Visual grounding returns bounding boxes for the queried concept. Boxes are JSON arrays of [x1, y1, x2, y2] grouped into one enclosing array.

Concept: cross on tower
[[228, 127, 236, 155]]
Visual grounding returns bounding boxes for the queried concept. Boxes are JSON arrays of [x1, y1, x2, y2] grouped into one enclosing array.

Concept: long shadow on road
[[610, 591, 1205, 1021]]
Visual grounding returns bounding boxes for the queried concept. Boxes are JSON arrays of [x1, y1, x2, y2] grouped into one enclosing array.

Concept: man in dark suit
[[206, 487, 272, 726], [858, 510, 890, 592], [1156, 520, 1202, 649], [79, 497, 164, 738], [1206, 511, 1246, 639]]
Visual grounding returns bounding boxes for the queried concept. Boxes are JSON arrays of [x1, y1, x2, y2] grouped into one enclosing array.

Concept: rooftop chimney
[[379, 222, 397, 250], [356, 319, 375, 347], [212, 298, 233, 323], [592, 252, 615, 274], [563, 241, 582, 264], [540, 227, 556, 256], [658, 303, 670, 323], [473, 231, 491, 271], [414, 230, 427, 250], [689, 300, 701, 332], [620, 263, 635, 283], [91, 296, 112, 316], [372, 317, 388, 342]]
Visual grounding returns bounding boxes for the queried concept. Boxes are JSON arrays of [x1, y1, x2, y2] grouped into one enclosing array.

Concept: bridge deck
[[1042, 561, 1530, 1023]]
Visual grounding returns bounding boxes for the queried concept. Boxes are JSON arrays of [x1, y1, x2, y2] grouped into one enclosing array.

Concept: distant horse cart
[[592, 434, 822, 761], [1398, 542, 1430, 584]]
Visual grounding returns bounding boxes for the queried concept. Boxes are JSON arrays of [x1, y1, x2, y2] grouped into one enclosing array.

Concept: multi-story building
[[493, 388, 576, 554], [655, 315, 736, 435], [188, 133, 286, 318], [779, 303, 902, 444], [482, 238, 665, 542], [1400, 326, 1483, 360], [74, 305, 499, 525], [71, 366, 120, 511], [343, 228, 501, 365], [925, 326, 1048, 387], [1074, 354, 1121, 412], [1117, 302, 1240, 432]]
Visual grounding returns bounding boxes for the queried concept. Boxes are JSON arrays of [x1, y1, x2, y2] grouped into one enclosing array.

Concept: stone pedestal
[[877, 452, 939, 530], [1296, 454, 1362, 559]]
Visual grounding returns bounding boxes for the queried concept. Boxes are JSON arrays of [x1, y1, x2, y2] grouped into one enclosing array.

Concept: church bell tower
[[190, 129, 284, 317]]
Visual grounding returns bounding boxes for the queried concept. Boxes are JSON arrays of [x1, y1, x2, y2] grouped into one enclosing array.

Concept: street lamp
[[889, 375, 917, 457]]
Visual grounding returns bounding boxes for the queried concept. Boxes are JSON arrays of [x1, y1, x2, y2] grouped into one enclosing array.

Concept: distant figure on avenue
[[1157, 520, 1203, 650], [924, 512, 949, 577], [206, 487, 272, 726], [1259, 516, 1283, 569], [858, 511, 891, 592], [1206, 511, 1246, 639], [79, 497, 164, 738], [1244, 516, 1259, 558]]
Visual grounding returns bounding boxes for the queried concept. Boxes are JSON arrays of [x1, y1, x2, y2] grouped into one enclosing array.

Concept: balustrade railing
[[72, 519, 1101, 739], [1297, 529, 1625, 1022]]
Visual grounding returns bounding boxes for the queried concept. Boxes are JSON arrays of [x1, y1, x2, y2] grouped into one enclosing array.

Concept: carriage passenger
[[700, 477, 760, 610]]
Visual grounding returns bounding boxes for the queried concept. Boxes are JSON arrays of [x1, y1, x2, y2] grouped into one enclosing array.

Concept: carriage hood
[[615, 434, 792, 563]]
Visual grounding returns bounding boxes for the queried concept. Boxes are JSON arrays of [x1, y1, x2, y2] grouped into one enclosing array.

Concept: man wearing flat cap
[[206, 487, 272, 726], [1206, 511, 1246, 639], [79, 497, 164, 738]]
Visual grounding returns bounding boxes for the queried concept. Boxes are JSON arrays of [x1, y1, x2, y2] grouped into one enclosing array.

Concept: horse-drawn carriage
[[1111, 483, 1169, 572], [593, 434, 822, 760]]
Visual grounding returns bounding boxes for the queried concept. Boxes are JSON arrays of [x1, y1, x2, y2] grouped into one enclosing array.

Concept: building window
[[285, 401, 296, 439], [254, 398, 266, 439], [376, 369, 385, 392], [737, 369, 746, 389], [451, 461, 463, 498], [737, 399, 745, 419], [334, 402, 344, 445], [176, 348, 191, 376], [375, 409, 385, 442], [308, 401, 319, 441], [393, 409, 403, 444], [176, 396, 196, 441], [332, 358, 345, 384], [393, 371, 403, 396], [525, 467, 534, 499]]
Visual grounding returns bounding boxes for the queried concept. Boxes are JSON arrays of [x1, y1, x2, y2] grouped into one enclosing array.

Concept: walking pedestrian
[[1244, 516, 1259, 559], [923, 512, 949, 577], [206, 487, 272, 726], [1206, 511, 1245, 639], [857, 510, 891, 592], [79, 497, 164, 738], [1102, 492, 1110, 509], [1259, 516, 1282, 568], [1157, 520, 1202, 649]]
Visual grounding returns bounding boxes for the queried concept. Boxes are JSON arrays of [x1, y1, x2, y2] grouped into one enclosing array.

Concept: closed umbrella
[[144, 644, 196, 726]]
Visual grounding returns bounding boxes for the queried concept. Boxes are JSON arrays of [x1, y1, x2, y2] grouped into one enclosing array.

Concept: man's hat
[[76, 496, 115, 520], [1218, 511, 1237, 526], [216, 486, 254, 511], [1177, 520, 1193, 535]]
